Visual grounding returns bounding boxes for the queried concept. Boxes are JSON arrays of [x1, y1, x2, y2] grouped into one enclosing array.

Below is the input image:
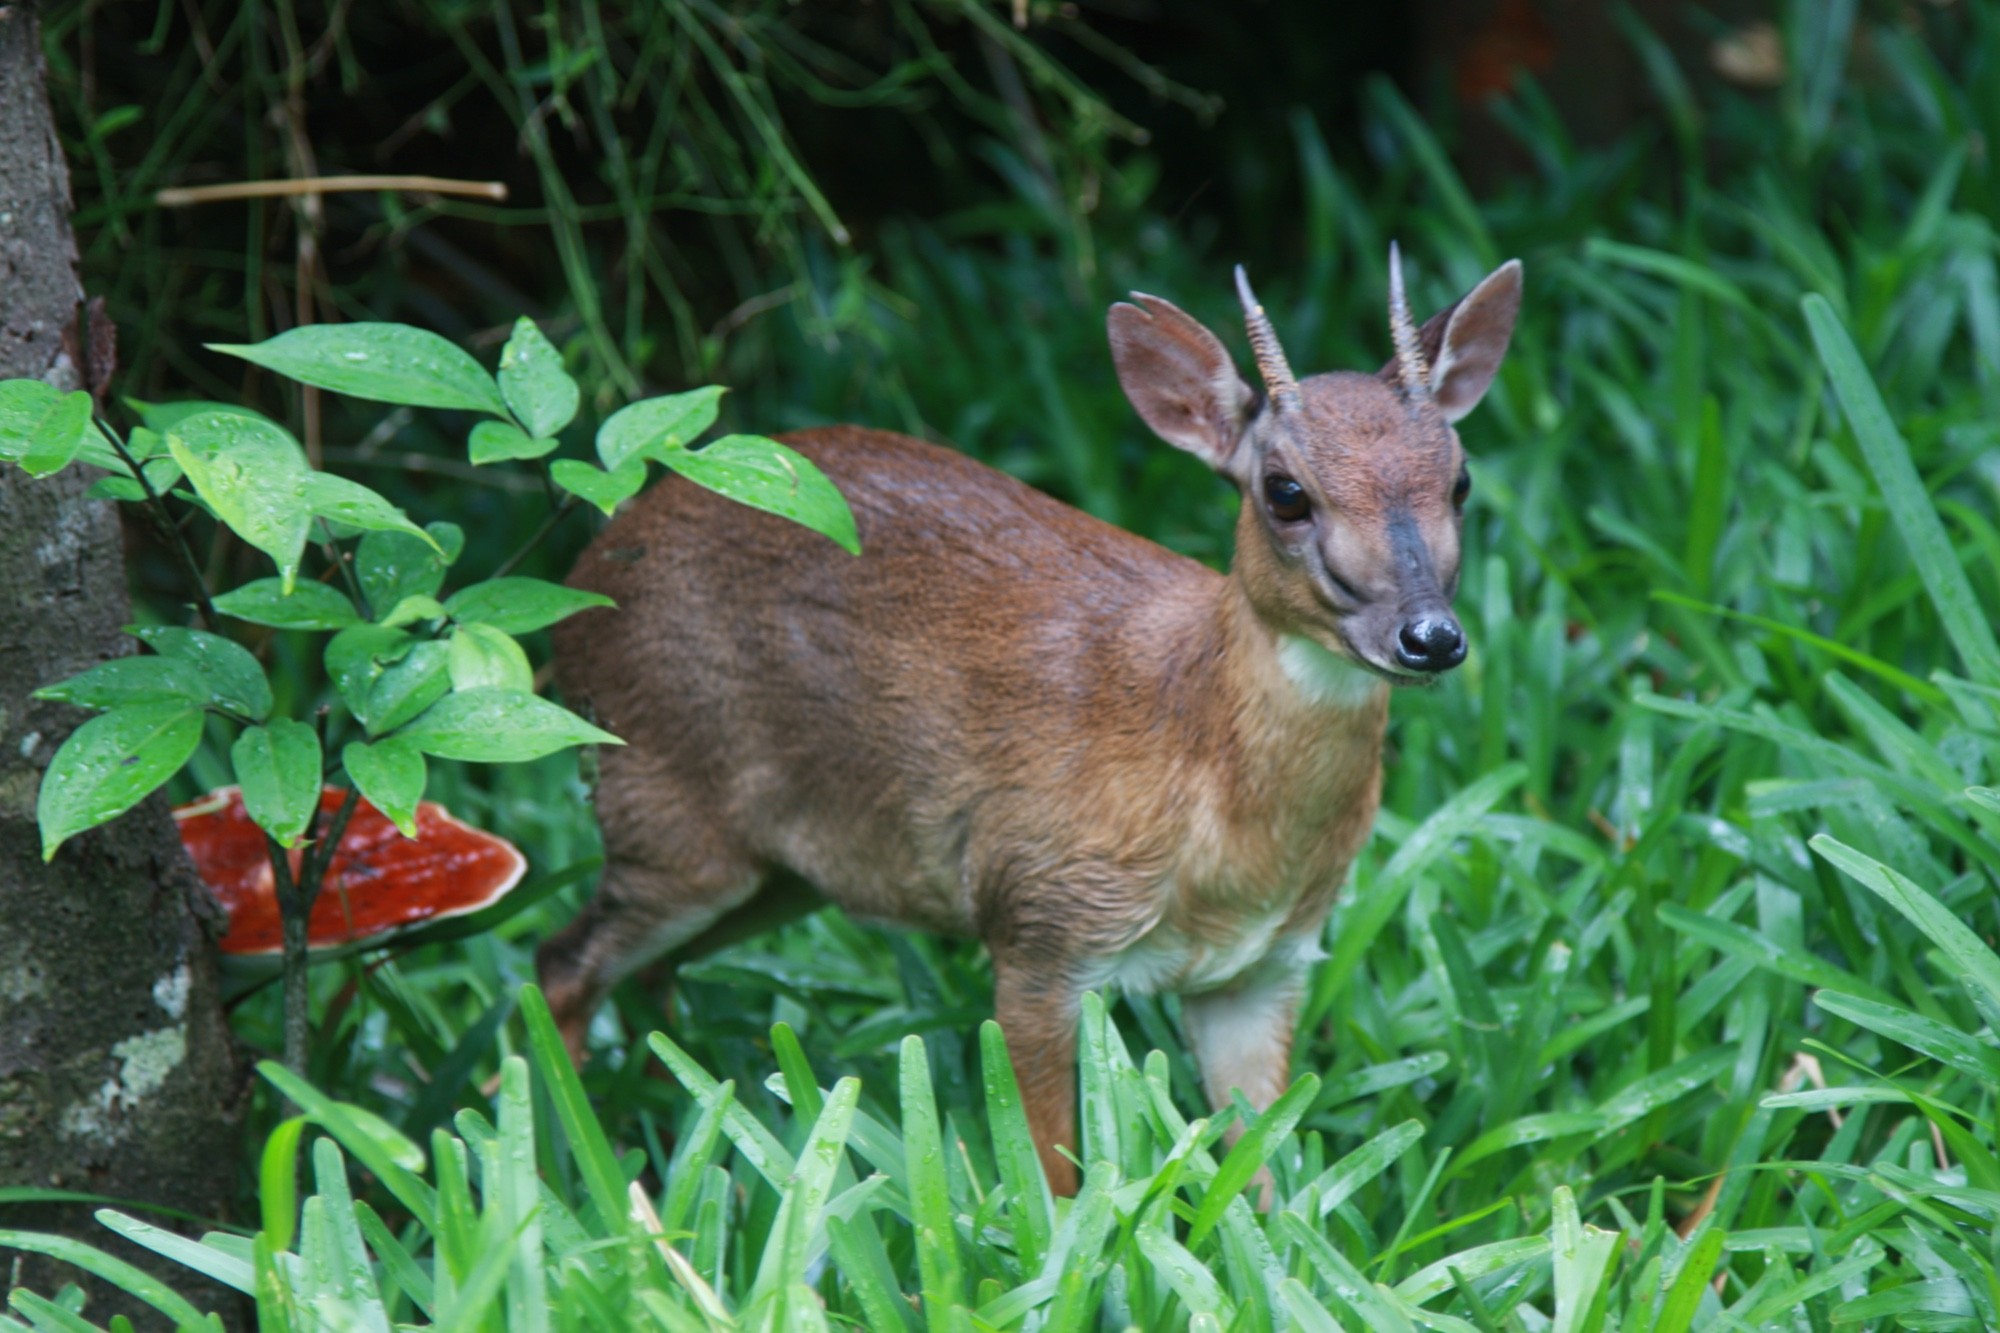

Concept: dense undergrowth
[[10, 1, 2000, 1328]]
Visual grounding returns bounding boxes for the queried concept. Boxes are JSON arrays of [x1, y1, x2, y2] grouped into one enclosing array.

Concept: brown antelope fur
[[543, 248, 1523, 1197]]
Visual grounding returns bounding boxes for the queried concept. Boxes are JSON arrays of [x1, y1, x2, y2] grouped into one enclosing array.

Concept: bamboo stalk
[[155, 174, 507, 207]]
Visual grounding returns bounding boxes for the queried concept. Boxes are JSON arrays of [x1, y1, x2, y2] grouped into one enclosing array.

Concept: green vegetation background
[[25, 1, 2000, 1327]]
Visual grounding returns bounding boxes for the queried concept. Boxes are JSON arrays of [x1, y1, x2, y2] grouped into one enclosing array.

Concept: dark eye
[[1264, 475, 1310, 523], [1452, 467, 1472, 508]]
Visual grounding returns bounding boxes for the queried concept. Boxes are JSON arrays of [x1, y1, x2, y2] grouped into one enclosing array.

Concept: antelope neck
[[1148, 576, 1390, 760]]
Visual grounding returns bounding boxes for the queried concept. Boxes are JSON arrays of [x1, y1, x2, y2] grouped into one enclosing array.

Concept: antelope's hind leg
[[537, 852, 766, 1061]]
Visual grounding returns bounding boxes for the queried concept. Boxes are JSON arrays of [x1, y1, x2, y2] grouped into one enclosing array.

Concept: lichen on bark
[[0, 0, 244, 1322]]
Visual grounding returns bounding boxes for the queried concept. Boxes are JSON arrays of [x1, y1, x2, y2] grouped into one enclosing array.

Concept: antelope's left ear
[[1380, 259, 1523, 423]]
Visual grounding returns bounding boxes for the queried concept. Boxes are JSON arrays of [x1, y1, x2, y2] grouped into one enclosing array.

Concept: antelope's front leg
[[992, 959, 1083, 1197], [1180, 960, 1309, 1205]]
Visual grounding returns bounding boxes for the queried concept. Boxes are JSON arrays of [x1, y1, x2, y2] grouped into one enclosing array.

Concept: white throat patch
[[1277, 634, 1385, 710]]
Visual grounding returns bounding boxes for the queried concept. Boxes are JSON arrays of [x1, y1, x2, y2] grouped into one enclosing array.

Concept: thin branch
[[100, 421, 223, 632], [317, 518, 372, 621], [154, 175, 509, 207], [303, 786, 362, 893], [493, 495, 581, 580]]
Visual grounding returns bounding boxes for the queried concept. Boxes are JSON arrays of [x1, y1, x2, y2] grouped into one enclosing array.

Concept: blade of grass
[[1804, 293, 2000, 686]]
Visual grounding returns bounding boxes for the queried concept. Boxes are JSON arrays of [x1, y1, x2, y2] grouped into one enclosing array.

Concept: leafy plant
[[0, 315, 857, 1073], [12, 0, 2000, 1328]]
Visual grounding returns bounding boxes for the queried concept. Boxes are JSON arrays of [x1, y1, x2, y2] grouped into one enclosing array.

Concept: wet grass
[[15, 1, 2000, 1327]]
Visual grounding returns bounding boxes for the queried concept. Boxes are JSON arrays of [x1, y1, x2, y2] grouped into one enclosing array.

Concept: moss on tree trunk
[[0, 1, 244, 1323]]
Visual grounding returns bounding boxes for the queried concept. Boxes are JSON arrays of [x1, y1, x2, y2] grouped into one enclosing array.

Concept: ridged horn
[[1234, 264, 1301, 414], [1387, 240, 1432, 406]]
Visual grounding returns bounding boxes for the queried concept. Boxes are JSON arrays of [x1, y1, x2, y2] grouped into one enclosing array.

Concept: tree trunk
[[0, 1, 244, 1322]]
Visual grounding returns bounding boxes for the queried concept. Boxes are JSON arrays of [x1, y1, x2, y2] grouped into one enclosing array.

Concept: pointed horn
[[1234, 264, 1301, 414], [1387, 241, 1431, 405]]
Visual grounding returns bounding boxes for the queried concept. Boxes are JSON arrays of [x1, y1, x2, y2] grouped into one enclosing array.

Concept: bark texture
[[0, 1, 243, 1321]]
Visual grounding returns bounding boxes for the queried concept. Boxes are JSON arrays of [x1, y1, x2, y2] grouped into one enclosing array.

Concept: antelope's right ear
[[1109, 294, 1257, 476], [1383, 260, 1524, 423]]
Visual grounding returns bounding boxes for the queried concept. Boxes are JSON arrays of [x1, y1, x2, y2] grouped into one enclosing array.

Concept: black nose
[[1396, 615, 1466, 672]]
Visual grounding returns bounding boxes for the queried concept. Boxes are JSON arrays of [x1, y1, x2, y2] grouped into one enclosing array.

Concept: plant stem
[[268, 838, 312, 1077], [269, 784, 361, 1077], [101, 422, 222, 633], [318, 518, 372, 620], [493, 494, 580, 580]]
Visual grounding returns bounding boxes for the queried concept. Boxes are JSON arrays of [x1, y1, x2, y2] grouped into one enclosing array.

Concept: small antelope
[[544, 248, 1522, 1195]]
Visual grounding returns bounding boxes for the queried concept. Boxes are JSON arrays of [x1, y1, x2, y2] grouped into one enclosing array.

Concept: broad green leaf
[[1292, 1118, 1422, 1217], [550, 458, 645, 517], [979, 1021, 1051, 1275], [1812, 835, 2000, 1017], [131, 625, 272, 720], [38, 702, 203, 860], [1136, 1211, 1232, 1324], [231, 720, 322, 847], [394, 687, 619, 761], [165, 413, 312, 591], [128, 398, 276, 432], [75, 420, 140, 474], [447, 623, 532, 692], [595, 386, 725, 470], [87, 449, 183, 502], [1393, 1235, 1551, 1304], [1831, 1278, 1975, 1323], [259, 1116, 307, 1252], [18, 388, 93, 478], [1654, 1225, 1724, 1333], [1549, 1186, 1619, 1333], [517, 987, 634, 1246], [353, 1201, 433, 1318], [357, 523, 461, 616], [467, 419, 556, 466], [1455, 1112, 1608, 1173], [1760, 1086, 1914, 1110], [746, 1076, 861, 1314], [827, 1214, 917, 1333], [93, 1210, 253, 1297], [497, 318, 579, 439], [443, 578, 613, 634], [256, 1061, 436, 1230], [343, 738, 426, 837], [380, 595, 447, 629], [303, 473, 437, 547], [1189, 1072, 1318, 1247], [1815, 990, 2000, 1082], [212, 578, 361, 630], [647, 1029, 798, 1188], [306, 1137, 392, 1324], [1656, 902, 1895, 1005], [33, 656, 208, 710], [209, 324, 506, 416], [366, 639, 451, 736], [1312, 763, 1526, 1025], [663, 434, 860, 554], [1277, 1280, 1346, 1333], [900, 1034, 964, 1328], [1317, 1051, 1452, 1110], [1805, 294, 2000, 687], [0, 380, 95, 478], [324, 624, 412, 724], [0, 1230, 213, 1328]]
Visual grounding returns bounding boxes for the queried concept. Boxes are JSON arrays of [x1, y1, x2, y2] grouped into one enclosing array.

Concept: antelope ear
[[1109, 293, 1256, 476], [1379, 259, 1523, 423]]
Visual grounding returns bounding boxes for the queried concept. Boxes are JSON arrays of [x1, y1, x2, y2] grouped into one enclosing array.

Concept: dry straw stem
[[155, 175, 508, 207]]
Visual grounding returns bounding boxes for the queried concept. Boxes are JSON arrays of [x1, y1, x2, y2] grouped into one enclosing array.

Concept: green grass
[[13, 1, 2000, 1329]]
